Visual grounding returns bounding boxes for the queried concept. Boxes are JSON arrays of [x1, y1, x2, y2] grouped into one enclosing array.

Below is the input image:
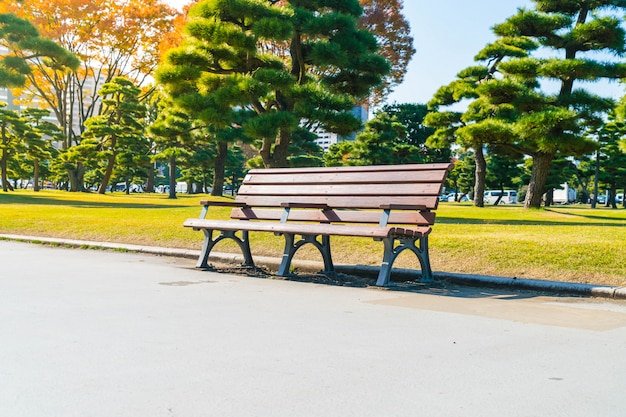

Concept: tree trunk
[[68, 163, 86, 192], [524, 152, 554, 209], [591, 150, 599, 207], [1, 128, 13, 192], [145, 164, 155, 193], [609, 184, 617, 209], [473, 145, 486, 207], [261, 128, 291, 168], [33, 159, 41, 192], [98, 154, 116, 194], [211, 141, 228, 197], [544, 188, 553, 207], [168, 155, 177, 199], [1, 148, 13, 192], [274, 127, 291, 168]]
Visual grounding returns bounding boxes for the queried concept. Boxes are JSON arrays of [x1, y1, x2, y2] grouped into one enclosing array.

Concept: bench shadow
[[203, 263, 551, 301]]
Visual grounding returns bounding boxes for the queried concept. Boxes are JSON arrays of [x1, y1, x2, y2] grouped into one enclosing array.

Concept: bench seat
[[185, 218, 431, 239]]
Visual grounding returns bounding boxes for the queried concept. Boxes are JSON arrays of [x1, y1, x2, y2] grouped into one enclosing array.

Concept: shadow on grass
[[544, 208, 626, 222], [0, 193, 190, 209], [437, 216, 625, 226]]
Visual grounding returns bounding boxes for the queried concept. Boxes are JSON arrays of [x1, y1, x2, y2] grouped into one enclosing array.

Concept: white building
[[314, 105, 369, 151], [1, 44, 106, 145]]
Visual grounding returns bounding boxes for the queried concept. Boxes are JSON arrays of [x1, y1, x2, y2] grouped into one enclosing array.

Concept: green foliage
[[0, 13, 79, 88], [157, 0, 389, 168], [325, 110, 426, 166], [426, 0, 626, 209], [485, 149, 524, 192], [81, 77, 147, 194], [0, 105, 27, 191]]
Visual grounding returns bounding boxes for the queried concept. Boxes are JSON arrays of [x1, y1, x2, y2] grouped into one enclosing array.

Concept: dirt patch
[[201, 261, 455, 293]]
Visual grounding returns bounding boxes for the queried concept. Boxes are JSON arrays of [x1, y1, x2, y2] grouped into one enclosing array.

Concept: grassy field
[[1, 190, 625, 286]]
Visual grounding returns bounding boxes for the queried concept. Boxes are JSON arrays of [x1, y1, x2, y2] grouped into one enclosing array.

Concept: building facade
[[313, 105, 369, 152]]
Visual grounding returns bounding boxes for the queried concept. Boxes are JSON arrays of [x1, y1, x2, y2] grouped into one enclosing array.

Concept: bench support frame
[[377, 235, 432, 286], [196, 229, 254, 269], [277, 233, 334, 276]]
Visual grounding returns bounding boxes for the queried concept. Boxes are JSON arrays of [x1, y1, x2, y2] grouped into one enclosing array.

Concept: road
[[1, 240, 625, 417]]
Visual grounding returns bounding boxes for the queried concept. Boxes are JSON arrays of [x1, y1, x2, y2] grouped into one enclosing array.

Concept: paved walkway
[[2, 240, 626, 417], [2, 233, 625, 299]]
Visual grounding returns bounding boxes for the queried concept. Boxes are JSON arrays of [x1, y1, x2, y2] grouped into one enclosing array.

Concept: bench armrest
[[199, 200, 248, 208], [379, 203, 428, 211], [198, 200, 248, 219], [280, 202, 330, 209]]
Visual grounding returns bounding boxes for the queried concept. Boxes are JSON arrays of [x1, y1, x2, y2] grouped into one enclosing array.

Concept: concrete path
[[1, 240, 626, 417]]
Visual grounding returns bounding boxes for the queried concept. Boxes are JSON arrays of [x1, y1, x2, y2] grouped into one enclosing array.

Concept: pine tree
[[479, 0, 626, 208], [157, 0, 389, 168], [81, 77, 146, 194], [427, 1, 626, 209]]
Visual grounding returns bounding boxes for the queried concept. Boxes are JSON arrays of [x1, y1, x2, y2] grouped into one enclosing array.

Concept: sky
[[165, 0, 623, 107]]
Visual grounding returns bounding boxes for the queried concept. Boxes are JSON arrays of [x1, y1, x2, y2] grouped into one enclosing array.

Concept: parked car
[[444, 192, 470, 202], [484, 190, 518, 205], [616, 193, 624, 204]]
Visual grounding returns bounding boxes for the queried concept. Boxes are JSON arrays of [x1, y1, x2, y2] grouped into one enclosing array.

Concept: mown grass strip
[[1, 190, 624, 286]]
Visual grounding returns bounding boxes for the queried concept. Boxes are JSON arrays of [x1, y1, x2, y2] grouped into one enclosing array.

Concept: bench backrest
[[227, 163, 453, 227]]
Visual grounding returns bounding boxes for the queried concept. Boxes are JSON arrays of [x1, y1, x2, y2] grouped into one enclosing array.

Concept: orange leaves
[[6, 0, 184, 82]]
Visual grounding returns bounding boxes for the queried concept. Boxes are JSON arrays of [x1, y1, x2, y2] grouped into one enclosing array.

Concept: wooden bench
[[184, 163, 453, 286]]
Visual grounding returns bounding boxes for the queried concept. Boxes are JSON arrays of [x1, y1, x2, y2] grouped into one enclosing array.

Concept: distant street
[[1, 240, 626, 417]]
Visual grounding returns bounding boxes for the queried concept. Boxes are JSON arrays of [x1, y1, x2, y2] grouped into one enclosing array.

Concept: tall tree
[[381, 102, 452, 163], [81, 77, 146, 194], [0, 104, 27, 191], [485, 149, 524, 205], [424, 65, 496, 208], [157, 0, 389, 168], [427, 1, 626, 209], [21, 108, 62, 191], [324, 110, 427, 166], [4, 0, 179, 191], [358, 0, 415, 106], [596, 119, 626, 208], [351, 111, 407, 165], [149, 96, 195, 199], [479, 0, 626, 208]]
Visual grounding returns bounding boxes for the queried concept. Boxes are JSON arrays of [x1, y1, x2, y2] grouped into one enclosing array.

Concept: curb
[[2, 234, 625, 300]]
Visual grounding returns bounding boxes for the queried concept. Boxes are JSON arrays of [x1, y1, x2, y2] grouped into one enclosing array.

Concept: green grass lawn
[[1, 190, 625, 286]]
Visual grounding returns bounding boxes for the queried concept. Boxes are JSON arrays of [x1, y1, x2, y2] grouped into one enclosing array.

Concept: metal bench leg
[[320, 235, 334, 273], [277, 234, 334, 277], [418, 236, 433, 282], [197, 229, 215, 268], [196, 229, 255, 269], [375, 236, 433, 286], [376, 238, 395, 286], [238, 231, 254, 266], [277, 234, 297, 276], [418, 236, 434, 282]]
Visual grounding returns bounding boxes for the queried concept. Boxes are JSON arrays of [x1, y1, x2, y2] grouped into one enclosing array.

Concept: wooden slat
[[392, 227, 432, 238], [243, 169, 450, 185], [245, 163, 453, 175], [229, 208, 436, 225], [234, 195, 440, 210], [236, 182, 443, 197], [184, 218, 398, 238]]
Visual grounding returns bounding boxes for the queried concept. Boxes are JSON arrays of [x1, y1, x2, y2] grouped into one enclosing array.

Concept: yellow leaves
[[8, 0, 184, 82]]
